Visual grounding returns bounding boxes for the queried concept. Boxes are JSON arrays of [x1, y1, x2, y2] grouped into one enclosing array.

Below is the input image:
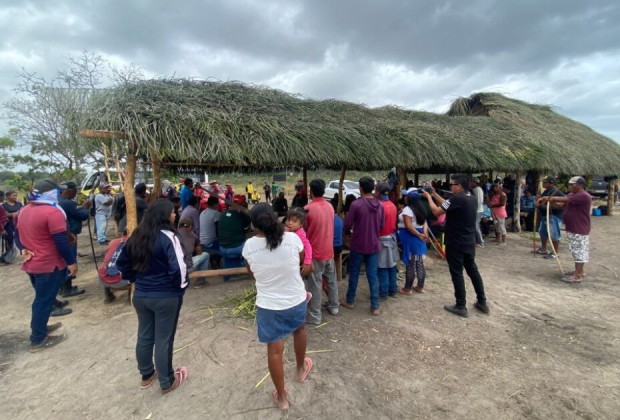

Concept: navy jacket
[[117, 230, 186, 298], [59, 198, 90, 235]]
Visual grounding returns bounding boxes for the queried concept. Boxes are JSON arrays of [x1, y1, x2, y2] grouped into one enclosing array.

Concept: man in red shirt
[[542, 176, 592, 283], [376, 183, 399, 299], [16, 179, 77, 352], [304, 179, 339, 323]]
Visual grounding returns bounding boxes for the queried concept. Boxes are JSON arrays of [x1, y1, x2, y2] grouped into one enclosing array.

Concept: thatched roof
[[447, 92, 620, 174], [83, 80, 620, 174]]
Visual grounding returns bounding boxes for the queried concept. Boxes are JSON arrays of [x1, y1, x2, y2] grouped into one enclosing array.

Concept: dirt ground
[[1, 206, 619, 420]]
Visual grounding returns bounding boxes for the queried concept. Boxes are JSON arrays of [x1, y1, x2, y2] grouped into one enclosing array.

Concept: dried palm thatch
[[447, 92, 620, 174], [82, 80, 620, 174]]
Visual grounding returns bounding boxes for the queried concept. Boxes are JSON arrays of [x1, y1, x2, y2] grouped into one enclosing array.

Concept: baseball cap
[[568, 176, 586, 186], [543, 176, 555, 183], [60, 181, 78, 190], [232, 194, 246, 204], [34, 179, 60, 194], [376, 182, 391, 195], [407, 190, 421, 200], [99, 182, 111, 189]]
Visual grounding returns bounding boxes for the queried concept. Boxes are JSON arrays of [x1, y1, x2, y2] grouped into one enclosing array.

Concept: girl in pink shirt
[[285, 208, 313, 277]]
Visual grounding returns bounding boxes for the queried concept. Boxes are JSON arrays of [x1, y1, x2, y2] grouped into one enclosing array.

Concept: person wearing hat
[[422, 174, 488, 317], [263, 182, 272, 203], [58, 181, 91, 297], [375, 182, 399, 299], [535, 176, 565, 259], [95, 183, 113, 245], [245, 181, 254, 202], [539, 177, 592, 283], [2, 190, 23, 262], [15, 179, 78, 352]]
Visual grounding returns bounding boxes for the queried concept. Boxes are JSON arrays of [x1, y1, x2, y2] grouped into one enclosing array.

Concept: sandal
[[272, 387, 289, 410], [561, 275, 583, 284], [297, 357, 313, 382], [162, 367, 188, 394], [398, 288, 413, 295], [140, 371, 157, 390]]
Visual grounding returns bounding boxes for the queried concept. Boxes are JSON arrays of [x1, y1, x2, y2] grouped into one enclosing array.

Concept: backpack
[[105, 240, 126, 277]]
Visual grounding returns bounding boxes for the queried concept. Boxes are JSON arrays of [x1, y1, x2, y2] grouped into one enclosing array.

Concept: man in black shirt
[[422, 174, 488, 317]]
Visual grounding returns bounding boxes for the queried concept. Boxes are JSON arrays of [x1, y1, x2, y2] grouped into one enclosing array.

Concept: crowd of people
[[4, 171, 594, 409]]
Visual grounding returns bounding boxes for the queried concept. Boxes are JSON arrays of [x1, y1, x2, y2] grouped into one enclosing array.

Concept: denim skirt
[[256, 300, 306, 344]]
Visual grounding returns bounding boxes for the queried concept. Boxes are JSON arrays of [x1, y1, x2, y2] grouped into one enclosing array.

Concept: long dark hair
[[251, 203, 284, 251], [408, 197, 427, 226], [125, 198, 175, 272]]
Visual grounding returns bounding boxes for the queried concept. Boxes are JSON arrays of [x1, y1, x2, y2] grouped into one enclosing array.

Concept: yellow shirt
[[246, 183, 254, 194]]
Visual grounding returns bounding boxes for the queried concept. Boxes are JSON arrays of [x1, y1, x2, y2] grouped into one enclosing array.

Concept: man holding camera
[[422, 174, 489, 317]]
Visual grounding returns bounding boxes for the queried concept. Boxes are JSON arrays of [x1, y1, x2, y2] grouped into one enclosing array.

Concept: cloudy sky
[[1, 0, 619, 143]]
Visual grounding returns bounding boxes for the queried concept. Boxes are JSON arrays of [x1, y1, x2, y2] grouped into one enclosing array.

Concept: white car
[[324, 180, 361, 200]]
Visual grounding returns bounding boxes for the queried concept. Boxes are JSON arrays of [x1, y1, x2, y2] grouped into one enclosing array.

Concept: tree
[[4, 51, 144, 178], [0, 135, 16, 170]]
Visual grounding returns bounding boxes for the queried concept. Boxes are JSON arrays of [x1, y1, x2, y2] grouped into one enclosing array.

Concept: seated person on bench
[[98, 232, 131, 303]]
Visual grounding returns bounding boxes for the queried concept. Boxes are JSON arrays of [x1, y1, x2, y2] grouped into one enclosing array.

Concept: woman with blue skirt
[[242, 203, 313, 410], [398, 191, 429, 294]]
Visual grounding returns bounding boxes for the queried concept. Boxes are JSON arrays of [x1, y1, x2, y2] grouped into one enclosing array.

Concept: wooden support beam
[[189, 266, 250, 279], [337, 164, 346, 215], [607, 179, 615, 216]]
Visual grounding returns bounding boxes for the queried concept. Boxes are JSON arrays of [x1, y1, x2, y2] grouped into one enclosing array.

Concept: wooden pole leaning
[[546, 201, 564, 275]]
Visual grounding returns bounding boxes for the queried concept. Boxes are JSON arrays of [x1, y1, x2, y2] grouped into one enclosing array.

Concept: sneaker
[[444, 304, 469, 318], [379, 295, 388, 301], [543, 253, 556, 259], [327, 307, 341, 317], [388, 293, 398, 298], [30, 334, 67, 353], [61, 286, 85, 298], [398, 288, 413, 296], [413, 286, 425, 294], [50, 307, 73, 317], [104, 294, 116, 304], [54, 299, 69, 308], [535, 248, 547, 255], [474, 301, 490, 314], [47, 322, 62, 333], [340, 300, 355, 309]]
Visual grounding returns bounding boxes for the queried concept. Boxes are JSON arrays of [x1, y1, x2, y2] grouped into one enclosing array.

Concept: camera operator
[[421, 174, 489, 317]]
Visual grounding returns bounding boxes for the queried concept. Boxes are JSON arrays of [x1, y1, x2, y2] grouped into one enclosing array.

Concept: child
[[285, 208, 313, 277], [398, 191, 429, 294]]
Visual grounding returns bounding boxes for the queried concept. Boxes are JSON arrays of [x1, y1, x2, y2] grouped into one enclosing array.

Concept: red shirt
[[304, 197, 334, 261], [17, 204, 68, 274], [379, 199, 397, 236], [98, 237, 125, 284], [563, 191, 592, 235]]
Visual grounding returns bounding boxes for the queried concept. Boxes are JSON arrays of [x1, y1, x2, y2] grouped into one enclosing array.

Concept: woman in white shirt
[[242, 203, 313, 410]]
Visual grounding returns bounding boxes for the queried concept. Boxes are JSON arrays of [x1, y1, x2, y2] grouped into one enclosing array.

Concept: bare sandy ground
[[1, 209, 619, 419]]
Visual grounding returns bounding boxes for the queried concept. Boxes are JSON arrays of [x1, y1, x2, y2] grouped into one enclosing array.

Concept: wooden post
[[150, 149, 161, 202], [396, 166, 408, 191], [607, 179, 615, 216], [414, 172, 419, 186], [113, 143, 124, 192], [102, 143, 111, 185], [513, 173, 525, 232], [124, 142, 138, 234], [337, 164, 347, 215]]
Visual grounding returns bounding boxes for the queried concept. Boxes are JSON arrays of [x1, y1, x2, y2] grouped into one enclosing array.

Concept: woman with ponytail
[[117, 198, 189, 394], [242, 203, 313, 410]]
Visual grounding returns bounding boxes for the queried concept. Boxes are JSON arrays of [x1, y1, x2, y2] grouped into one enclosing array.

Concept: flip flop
[[272, 387, 289, 410], [140, 371, 157, 390], [162, 367, 188, 395], [561, 275, 583, 284], [297, 357, 313, 382]]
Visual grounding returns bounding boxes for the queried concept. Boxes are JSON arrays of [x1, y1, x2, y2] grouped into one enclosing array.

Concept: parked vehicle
[[324, 180, 361, 200], [587, 176, 608, 197]]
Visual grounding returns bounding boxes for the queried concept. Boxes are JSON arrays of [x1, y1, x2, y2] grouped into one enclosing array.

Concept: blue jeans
[[188, 253, 210, 282], [539, 215, 562, 241], [29, 268, 67, 345], [201, 240, 222, 267], [95, 213, 109, 243], [378, 266, 397, 297], [346, 251, 380, 310], [220, 243, 245, 281]]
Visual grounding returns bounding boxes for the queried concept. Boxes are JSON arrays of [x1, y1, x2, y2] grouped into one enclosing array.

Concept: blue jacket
[[117, 230, 187, 298], [59, 198, 90, 235]]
